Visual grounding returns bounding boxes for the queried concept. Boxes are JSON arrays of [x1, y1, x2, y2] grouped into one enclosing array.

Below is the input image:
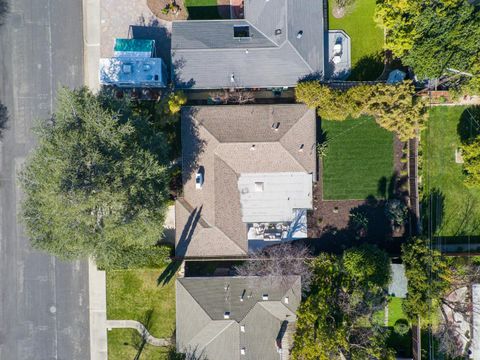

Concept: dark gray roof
[[175, 104, 316, 258], [171, 0, 324, 89], [176, 276, 301, 360]]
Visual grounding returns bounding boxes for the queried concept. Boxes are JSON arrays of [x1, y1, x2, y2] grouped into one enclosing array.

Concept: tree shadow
[[420, 188, 445, 237], [0, 0, 8, 26], [157, 260, 181, 286], [175, 204, 203, 257], [172, 54, 197, 89], [348, 52, 384, 81], [457, 106, 480, 144], [0, 102, 8, 139], [132, 309, 154, 360], [181, 107, 206, 183]]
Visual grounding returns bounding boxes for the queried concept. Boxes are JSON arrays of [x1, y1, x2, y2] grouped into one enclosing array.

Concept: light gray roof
[[171, 0, 324, 89], [176, 276, 301, 360], [175, 104, 316, 258]]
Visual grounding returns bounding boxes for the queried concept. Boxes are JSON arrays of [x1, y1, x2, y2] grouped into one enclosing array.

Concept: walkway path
[[106, 320, 171, 346]]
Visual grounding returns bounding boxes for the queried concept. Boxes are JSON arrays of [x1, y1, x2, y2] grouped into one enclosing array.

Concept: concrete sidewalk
[[106, 320, 171, 347], [83, 0, 101, 92], [88, 259, 108, 360]]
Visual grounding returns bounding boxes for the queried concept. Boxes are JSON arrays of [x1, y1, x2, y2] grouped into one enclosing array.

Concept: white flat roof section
[[99, 57, 166, 87], [238, 172, 312, 223]]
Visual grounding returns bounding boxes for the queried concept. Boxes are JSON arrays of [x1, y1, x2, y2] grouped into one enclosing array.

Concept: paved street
[[0, 0, 90, 359]]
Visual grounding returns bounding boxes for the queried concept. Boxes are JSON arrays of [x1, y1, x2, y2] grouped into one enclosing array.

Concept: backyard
[[422, 106, 480, 237], [328, 0, 384, 80], [385, 297, 412, 358], [322, 117, 394, 200], [107, 266, 178, 359]]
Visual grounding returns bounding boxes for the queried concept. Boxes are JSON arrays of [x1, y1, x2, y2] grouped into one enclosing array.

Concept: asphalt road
[[0, 0, 90, 359]]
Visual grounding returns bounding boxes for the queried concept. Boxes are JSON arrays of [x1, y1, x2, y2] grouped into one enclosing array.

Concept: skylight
[[234, 25, 250, 38]]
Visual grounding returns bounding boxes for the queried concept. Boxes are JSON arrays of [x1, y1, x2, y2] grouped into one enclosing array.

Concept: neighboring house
[[99, 38, 167, 87], [176, 276, 301, 360], [176, 104, 316, 258], [171, 0, 325, 89]]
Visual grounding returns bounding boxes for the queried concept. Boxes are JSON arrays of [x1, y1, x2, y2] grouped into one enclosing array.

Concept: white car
[[195, 171, 203, 189]]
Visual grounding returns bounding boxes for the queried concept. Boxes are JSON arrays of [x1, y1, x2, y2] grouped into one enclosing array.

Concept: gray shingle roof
[[176, 276, 301, 360], [175, 104, 316, 258], [171, 0, 324, 89]]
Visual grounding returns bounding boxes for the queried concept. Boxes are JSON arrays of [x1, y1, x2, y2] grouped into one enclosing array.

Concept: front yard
[[328, 0, 384, 80], [107, 266, 178, 359], [184, 0, 222, 19], [422, 106, 480, 237]]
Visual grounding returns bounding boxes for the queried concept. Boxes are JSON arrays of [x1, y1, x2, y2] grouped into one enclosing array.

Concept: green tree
[[20, 87, 172, 268], [401, 238, 451, 321], [292, 248, 394, 360], [461, 135, 480, 188], [366, 82, 427, 141]]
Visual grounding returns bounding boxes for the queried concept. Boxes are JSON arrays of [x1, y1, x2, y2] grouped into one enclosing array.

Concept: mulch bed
[[147, 0, 189, 20], [308, 135, 409, 241]]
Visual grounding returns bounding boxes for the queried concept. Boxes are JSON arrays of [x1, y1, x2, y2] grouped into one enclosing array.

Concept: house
[[176, 104, 316, 258], [171, 0, 325, 89], [176, 275, 301, 360], [99, 38, 167, 87]]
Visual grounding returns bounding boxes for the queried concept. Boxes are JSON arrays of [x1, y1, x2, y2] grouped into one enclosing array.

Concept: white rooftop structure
[[238, 172, 312, 223], [99, 57, 166, 88]]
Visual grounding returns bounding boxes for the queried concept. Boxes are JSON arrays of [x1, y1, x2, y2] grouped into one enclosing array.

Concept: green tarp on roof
[[114, 39, 154, 53]]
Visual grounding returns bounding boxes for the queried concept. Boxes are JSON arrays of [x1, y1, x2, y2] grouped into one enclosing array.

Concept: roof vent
[[297, 30, 304, 39], [262, 294, 269, 300], [245, 49, 249, 54], [224, 312, 230, 319], [255, 182, 264, 192], [230, 73, 235, 83], [240, 348, 246, 355], [275, 29, 282, 35], [272, 122, 280, 131], [284, 297, 289, 304], [299, 144, 304, 152], [240, 325, 245, 332], [250, 144, 256, 151]]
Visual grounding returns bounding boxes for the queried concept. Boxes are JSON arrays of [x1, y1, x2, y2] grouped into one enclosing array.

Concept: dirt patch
[[147, 0, 188, 20]]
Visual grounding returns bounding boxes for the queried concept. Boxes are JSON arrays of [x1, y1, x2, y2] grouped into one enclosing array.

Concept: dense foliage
[[20, 88, 174, 268], [401, 238, 451, 321], [296, 81, 427, 141], [292, 246, 394, 360], [461, 136, 480, 188], [375, 0, 480, 93]]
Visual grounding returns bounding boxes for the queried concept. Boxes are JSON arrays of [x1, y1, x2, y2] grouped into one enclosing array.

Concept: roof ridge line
[[195, 321, 237, 349], [245, 20, 283, 48]]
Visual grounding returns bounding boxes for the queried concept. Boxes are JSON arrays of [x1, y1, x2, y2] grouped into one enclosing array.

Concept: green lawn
[[185, 0, 220, 19], [422, 106, 480, 236], [322, 117, 394, 200], [328, 0, 384, 80], [106, 267, 176, 339], [108, 329, 170, 360], [386, 297, 412, 358]]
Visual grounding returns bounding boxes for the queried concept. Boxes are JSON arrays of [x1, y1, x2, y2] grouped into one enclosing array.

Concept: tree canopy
[[401, 238, 452, 321], [375, 0, 480, 92], [292, 246, 394, 360], [296, 81, 427, 141], [20, 87, 173, 268], [460, 136, 480, 188]]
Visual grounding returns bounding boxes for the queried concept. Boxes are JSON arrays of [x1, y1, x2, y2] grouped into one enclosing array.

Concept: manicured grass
[[386, 297, 412, 358], [328, 0, 384, 80], [185, 0, 220, 19], [106, 267, 176, 339], [422, 106, 480, 236], [108, 329, 170, 360], [322, 116, 394, 200]]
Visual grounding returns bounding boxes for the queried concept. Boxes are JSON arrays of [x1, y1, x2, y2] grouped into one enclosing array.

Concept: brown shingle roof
[[175, 104, 316, 258]]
